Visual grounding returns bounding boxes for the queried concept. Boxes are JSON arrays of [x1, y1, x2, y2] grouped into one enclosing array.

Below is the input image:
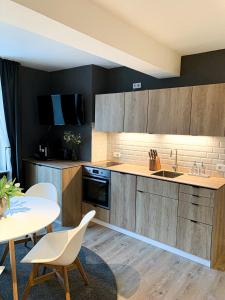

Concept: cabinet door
[[176, 217, 212, 259], [110, 172, 136, 231], [95, 93, 124, 132], [36, 164, 62, 209], [124, 90, 148, 133], [136, 191, 178, 246], [190, 83, 225, 136], [148, 87, 192, 134]]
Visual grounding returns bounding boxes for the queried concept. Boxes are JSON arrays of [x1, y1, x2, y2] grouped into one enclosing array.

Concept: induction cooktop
[[92, 161, 122, 168]]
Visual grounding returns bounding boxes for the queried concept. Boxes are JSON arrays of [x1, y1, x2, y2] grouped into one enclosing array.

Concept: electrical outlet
[[113, 152, 121, 158], [133, 82, 141, 89], [216, 164, 225, 172]]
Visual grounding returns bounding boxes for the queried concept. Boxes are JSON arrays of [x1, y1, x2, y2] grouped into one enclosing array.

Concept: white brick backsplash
[[213, 148, 225, 154], [207, 153, 219, 159], [107, 133, 225, 178]]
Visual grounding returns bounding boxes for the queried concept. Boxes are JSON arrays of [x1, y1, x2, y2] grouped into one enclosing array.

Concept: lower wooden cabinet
[[24, 161, 82, 227], [110, 172, 136, 231], [82, 202, 109, 223], [136, 191, 178, 247], [176, 217, 212, 260]]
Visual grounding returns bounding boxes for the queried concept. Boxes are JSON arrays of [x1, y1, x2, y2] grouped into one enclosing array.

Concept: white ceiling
[[0, 22, 120, 72], [92, 0, 225, 55]]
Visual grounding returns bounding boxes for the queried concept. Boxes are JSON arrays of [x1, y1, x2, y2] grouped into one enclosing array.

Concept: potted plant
[[63, 131, 82, 161], [0, 176, 24, 218]]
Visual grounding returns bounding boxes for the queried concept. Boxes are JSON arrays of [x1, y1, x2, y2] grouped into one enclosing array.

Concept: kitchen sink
[[152, 170, 183, 178]]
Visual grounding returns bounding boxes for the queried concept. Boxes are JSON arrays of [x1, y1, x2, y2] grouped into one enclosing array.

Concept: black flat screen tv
[[38, 94, 85, 125]]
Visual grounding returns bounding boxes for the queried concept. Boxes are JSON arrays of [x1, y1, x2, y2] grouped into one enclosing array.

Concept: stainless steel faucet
[[170, 149, 178, 172]]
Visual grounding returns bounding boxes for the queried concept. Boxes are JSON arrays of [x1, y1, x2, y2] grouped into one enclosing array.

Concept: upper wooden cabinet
[[190, 83, 225, 136], [95, 83, 225, 136], [124, 90, 148, 133], [95, 93, 124, 132], [147, 87, 192, 134]]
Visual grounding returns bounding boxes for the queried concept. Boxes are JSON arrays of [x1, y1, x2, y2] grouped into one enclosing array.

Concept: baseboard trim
[[92, 218, 211, 268]]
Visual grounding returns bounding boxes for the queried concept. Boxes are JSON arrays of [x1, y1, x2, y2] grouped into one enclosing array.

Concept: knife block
[[149, 157, 161, 171]]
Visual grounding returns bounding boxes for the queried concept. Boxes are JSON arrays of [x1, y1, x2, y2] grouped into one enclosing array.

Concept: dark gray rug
[[0, 243, 117, 299]]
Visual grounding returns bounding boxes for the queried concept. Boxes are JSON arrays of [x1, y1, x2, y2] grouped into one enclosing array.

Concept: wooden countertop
[[106, 163, 225, 190], [23, 158, 87, 169], [24, 159, 225, 189]]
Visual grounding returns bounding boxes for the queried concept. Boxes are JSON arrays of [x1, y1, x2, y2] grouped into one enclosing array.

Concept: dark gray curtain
[[0, 58, 21, 181]]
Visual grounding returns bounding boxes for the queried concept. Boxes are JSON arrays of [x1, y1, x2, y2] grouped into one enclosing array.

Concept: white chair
[[0, 183, 58, 266], [25, 183, 58, 203], [0, 266, 4, 275], [0, 266, 4, 299], [25, 183, 58, 242], [21, 210, 96, 300]]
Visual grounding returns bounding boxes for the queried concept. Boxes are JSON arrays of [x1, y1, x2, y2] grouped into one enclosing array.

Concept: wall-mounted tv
[[38, 94, 85, 126]]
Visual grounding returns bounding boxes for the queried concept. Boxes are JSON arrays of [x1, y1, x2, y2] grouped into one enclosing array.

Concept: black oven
[[83, 166, 111, 209]]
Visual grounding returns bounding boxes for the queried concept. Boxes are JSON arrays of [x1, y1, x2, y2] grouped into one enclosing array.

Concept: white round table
[[0, 196, 60, 300]]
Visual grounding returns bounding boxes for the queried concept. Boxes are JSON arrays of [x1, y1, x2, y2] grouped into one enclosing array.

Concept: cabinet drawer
[[82, 202, 109, 223], [179, 192, 214, 207], [179, 184, 214, 199], [178, 201, 213, 225], [176, 217, 212, 259], [137, 176, 179, 199]]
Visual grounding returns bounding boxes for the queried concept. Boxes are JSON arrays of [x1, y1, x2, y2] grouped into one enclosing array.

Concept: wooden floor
[[83, 223, 225, 300]]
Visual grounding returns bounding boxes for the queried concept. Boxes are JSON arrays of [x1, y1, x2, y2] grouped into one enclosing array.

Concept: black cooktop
[[92, 162, 122, 168]]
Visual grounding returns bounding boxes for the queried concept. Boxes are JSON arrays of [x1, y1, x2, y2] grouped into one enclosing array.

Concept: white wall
[[107, 133, 225, 178]]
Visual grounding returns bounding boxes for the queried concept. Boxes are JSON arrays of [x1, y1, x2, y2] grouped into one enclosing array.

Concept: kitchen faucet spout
[[170, 149, 178, 172]]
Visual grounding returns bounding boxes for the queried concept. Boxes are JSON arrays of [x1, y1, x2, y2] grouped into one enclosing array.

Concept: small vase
[[0, 197, 7, 219]]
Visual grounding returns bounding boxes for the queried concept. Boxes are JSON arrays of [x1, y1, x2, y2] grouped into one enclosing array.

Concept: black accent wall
[[107, 49, 225, 93], [20, 64, 108, 161], [20, 66, 50, 158], [20, 49, 225, 161]]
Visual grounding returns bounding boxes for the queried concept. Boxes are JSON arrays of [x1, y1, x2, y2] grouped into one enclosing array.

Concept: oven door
[[83, 176, 110, 209]]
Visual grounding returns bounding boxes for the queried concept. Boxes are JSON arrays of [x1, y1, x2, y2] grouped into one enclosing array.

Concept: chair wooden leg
[[63, 267, 71, 300], [46, 224, 53, 233], [0, 243, 9, 265], [75, 257, 89, 286], [33, 233, 38, 245], [22, 264, 39, 300]]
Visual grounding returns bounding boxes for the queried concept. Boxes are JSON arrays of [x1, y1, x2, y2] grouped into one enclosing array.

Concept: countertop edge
[[23, 159, 225, 190]]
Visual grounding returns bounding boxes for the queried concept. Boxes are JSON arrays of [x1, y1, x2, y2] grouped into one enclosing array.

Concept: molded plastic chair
[[0, 266, 4, 298], [0, 266, 4, 275], [25, 183, 58, 203], [0, 183, 59, 266], [21, 210, 96, 300], [25, 183, 58, 244]]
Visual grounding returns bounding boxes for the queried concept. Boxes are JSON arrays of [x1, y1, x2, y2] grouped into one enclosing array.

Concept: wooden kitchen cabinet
[[124, 90, 148, 133], [110, 172, 136, 231], [190, 83, 225, 136], [147, 87, 192, 134], [136, 191, 178, 246], [176, 217, 212, 260], [82, 202, 109, 223], [24, 161, 82, 226], [137, 176, 179, 199], [178, 201, 213, 225], [95, 93, 125, 132]]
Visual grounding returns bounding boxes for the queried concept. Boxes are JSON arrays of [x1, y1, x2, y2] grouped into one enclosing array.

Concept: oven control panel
[[83, 166, 111, 179]]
